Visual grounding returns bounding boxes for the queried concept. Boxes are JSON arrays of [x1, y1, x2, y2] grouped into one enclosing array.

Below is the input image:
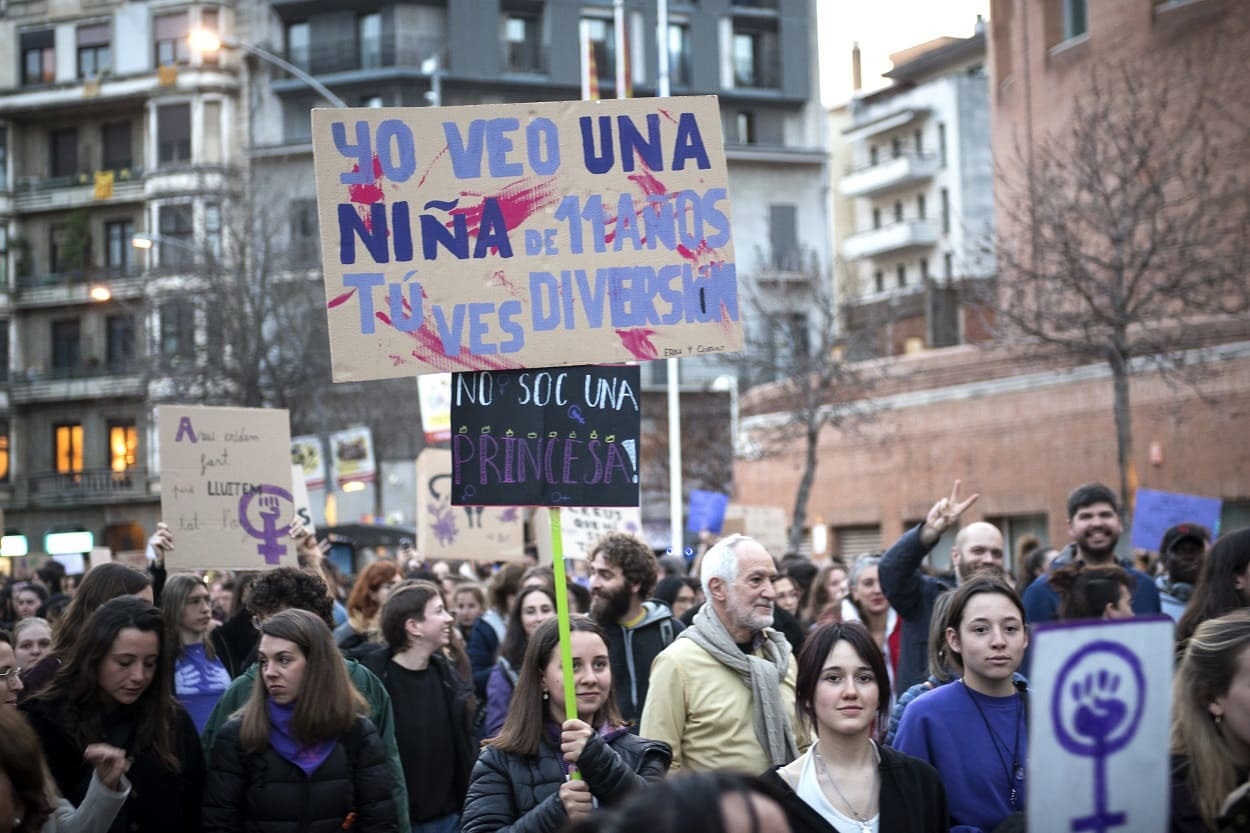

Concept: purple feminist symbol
[[1051, 641, 1146, 833], [238, 485, 294, 565]]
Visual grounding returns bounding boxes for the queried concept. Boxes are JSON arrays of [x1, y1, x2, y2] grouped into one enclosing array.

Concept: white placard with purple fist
[[1027, 616, 1172, 833]]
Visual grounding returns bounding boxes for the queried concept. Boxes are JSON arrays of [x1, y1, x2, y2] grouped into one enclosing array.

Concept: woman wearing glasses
[[163, 575, 232, 733]]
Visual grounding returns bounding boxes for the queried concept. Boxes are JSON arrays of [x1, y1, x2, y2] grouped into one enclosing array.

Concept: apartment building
[[0, 0, 828, 555]]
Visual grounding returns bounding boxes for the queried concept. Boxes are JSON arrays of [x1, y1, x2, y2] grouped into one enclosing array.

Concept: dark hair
[[1066, 482, 1120, 520], [590, 532, 660, 599], [36, 560, 66, 595], [488, 563, 528, 613], [246, 567, 334, 627], [802, 559, 849, 627], [583, 771, 789, 833], [490, 615, 624, 756], [0, 628, 10, 646], [521, 565, 554, 590], [37, 593, 71, 623], [231, 573, 261, 619], [47, 562, 151, 660], [567, 581, 591, 614], [380, 580, 443, 650], [452, 581, 486, 610], [795, 621, 891, 736], [40, 596, 180, 770], [1177, 528, 1250, 647], [0, 707, 55, 832], [652, 575, 690, 610], [161, 574, 216, 661], [1047, 562, 1134, 620], [14, 581, 49, 608], [1017, 547, 1055, 596], [240, 609, 366, 751], [499, 586, 557, 668], [345, 560, 400, 624], [944, 573, 1026, 669]]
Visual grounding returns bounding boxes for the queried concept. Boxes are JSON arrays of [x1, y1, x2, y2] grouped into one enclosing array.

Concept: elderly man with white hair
[[639, 534, 808, 773]]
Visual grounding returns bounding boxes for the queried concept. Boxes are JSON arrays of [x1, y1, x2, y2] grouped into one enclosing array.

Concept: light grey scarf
[[681, 604, 799, 767]]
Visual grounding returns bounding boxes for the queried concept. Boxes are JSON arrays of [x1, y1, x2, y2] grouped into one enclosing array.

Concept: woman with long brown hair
[[462, 616, 671, 833], [483, 586, 557, 738], [202, 608, 397, 833], [162, 574, 232, 733], [334, 561, 402, 651]]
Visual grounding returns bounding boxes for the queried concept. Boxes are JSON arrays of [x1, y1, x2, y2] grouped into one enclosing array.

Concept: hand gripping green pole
[[549, 508, 582, 780]]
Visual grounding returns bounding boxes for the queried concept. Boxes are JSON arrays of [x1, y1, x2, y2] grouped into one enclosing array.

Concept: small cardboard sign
[[534, 506, 644, 564], [290, 465, 316, 534], [449, 364, 641, 507], [722, 503, 788, 556], [687, 489, 729, 534], [1131, 488, 1222, 551], [158, 405, 298, 571], [1027, 617, 1172, 833], [418, 372, 454, 444], [311, 96, 741, 381], [415, 448, 525, 562]]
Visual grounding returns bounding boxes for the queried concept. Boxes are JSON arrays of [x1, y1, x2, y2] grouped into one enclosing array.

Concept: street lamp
[[188, 28, 347, 109]]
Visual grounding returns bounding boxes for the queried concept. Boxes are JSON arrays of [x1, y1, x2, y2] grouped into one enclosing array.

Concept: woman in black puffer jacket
[[202, 609, 397, 833], [462, 616, 671, 833]]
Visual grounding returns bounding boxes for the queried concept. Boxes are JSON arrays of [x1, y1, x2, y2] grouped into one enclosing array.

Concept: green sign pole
[[548, 508, 582, 780]]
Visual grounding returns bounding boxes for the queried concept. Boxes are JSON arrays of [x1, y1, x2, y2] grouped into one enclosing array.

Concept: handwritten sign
[[159, 406, 298, 571], [1131, 488, 1222, 551], [415, 448, 524, 562], [449, 364, 641, 507], [311, 96, 741, 381], [722, 503, 788, 556], [290, 465, 316, 534], [534, 506, 644, 564], [1028, 617, 1172, 833], [687, 489, 729, 534]]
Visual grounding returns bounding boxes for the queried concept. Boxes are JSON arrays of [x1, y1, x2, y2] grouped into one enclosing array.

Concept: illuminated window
[[0, 418, 9, 483], [55, 423, 84, 474], [109, 421, 137, 472]]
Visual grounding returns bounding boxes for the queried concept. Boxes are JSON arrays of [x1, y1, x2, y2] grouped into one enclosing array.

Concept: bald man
[[878, 481, 1005, 690]]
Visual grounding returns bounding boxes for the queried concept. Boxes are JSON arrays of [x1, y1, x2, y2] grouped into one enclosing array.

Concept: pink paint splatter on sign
[[627, 165, 669, 198], [616, 328, 660, 361], [657, 108, 678, 125], [452, 177, 562, 237], [417, 145, 449, 189], [327, 289, 357, 309], [347, 156, 385, 205]]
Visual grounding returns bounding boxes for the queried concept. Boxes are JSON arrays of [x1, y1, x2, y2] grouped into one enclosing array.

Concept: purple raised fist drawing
[[238, 485, 293, 566], [1072, 671, 1130, 745]]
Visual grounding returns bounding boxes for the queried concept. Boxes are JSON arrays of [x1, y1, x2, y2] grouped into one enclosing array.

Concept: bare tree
[[985, 40, 1250, 526]]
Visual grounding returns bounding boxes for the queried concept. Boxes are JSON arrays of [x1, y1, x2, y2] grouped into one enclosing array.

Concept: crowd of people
[[0, 479, 1248, 833]]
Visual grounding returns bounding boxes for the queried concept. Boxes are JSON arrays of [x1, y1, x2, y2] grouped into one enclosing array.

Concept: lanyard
[[962, 680, 1025, 810]]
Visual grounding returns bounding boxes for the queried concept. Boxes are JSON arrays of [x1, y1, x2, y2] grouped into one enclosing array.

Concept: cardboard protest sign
[[415, 448, 525, 562], [159, 406, 298, 571], [449, 364, 641, 507], [1131, 488, 1221, 550], [290, 465, 316, 534], [291, 434, 326, 488], [418, 372, 453, 444], [331, 425, 376, 484], [1028, 617, 1172, 833], [311, 96, 741, 381], [534, 505, 644, 564], [687, 489, 729, 534], [722, 503, 788, 556]]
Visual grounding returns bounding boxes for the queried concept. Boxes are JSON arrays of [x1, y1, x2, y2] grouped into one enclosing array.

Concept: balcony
[[12, 168, 146, 213], [21, 467, 153, 509], [14, 266, 142, 308], [840, 153, 940, 198], [11, 362, 147, 404], [842, 220, 940, 261]]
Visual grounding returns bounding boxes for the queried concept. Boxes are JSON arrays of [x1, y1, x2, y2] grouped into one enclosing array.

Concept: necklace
[[812, 743, 879, 833], [962, 680, 1025, 810]]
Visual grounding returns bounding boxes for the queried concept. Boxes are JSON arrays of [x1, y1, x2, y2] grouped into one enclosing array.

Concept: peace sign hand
[[920, 480, 980, 546]]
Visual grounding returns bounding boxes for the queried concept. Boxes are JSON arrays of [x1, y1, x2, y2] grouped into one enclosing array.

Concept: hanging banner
[[311, 96, 741, 381], [159, 405, 298, 571], [415, 448, 525, 562], [449, 364, 641, 507]]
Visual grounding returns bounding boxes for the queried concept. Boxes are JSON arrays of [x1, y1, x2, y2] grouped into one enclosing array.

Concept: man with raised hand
[[879, 480, 1005, 690], [640, 534, 806, 773]]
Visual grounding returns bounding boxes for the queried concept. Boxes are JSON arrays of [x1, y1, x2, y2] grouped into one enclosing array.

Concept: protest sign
[[534, 505, 643, 563], [159, 406, 298, 571], [415, 448, 525, 562], [722, 503, 788, 556], [449, 364, 641, 507], [687, 489, 729, 534], [331, 425, 376, 484], [291, 434, 326, 488], [290, 465, 316, 534], [1028, 617, 1172, 833], [1131, 488, 1222, 551], [418, 372, 453, 443], [311, 96, 741, 381]]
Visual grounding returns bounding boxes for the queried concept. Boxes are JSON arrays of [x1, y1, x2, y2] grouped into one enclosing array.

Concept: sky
[[817, 0, 991, 107]]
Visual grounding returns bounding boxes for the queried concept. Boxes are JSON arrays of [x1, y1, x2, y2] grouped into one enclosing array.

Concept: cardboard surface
[[415, 448, 525, 562], [418, 372, 453, 444], [312, 96, 741, 380], [722, 503, 788, 556], [534, 506, 644, 564], [158, 406, 298, 572], [290, 465, 316, 534]]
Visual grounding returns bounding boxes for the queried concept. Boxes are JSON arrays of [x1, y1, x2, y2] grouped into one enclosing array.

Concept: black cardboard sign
[[450, 365, 641, 507]]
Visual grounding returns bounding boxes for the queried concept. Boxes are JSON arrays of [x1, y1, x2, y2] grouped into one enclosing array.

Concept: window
[[891, 137, 902, 159], [787, 313, 809, 358], [914, 129, 923, 154], [157, 104, 192, 166], [105, 220, 134, 271], [160, 299, 196, 360], [49, 129, 79, 179], [155, 13, 190, 66], [920, 259, 929, 280], [287, 22, 310, 70], [938, 123, 947, 167], [944, 252, 954, 278], [102, 123, 132, 171], [917, 194, 926, 220], [1064, 0, 1088, 40], [872, 208, 881, 230], [834, 525, 880, 558], [52, 319, 82, 374], [0, 419, 8, 483], [731, 22, 778, 88], [668, 22, 691, 87], [49, 225, 73, 275], [0, 320, 8, 382], [290, 199, 318, 249], [204, 203, 222, 260], [108, 421, 138, 472], [200, 10, 219, 65], [735, 111, 755, 144], [203, 101, 222, 163], [732, 30, 756, 87], [77, 23, 111, 79], [54, 424, 84, 474], [869, 146, 878, 166], [941, 188, 950, 234], [158, 204, 194, 267], [106, 315, 135, 372], [874, 271, 884, 293], [21, 30, 56, 86], [358, 12, 382, 70], [0, 126, 6, 189], [769, 204, 797, 270], [894, 201, 903, 223], [504, 14, 543, 73], [0, 224, 7, 290], [584, 17, 614, 83], [896, 264, 906, 288]]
